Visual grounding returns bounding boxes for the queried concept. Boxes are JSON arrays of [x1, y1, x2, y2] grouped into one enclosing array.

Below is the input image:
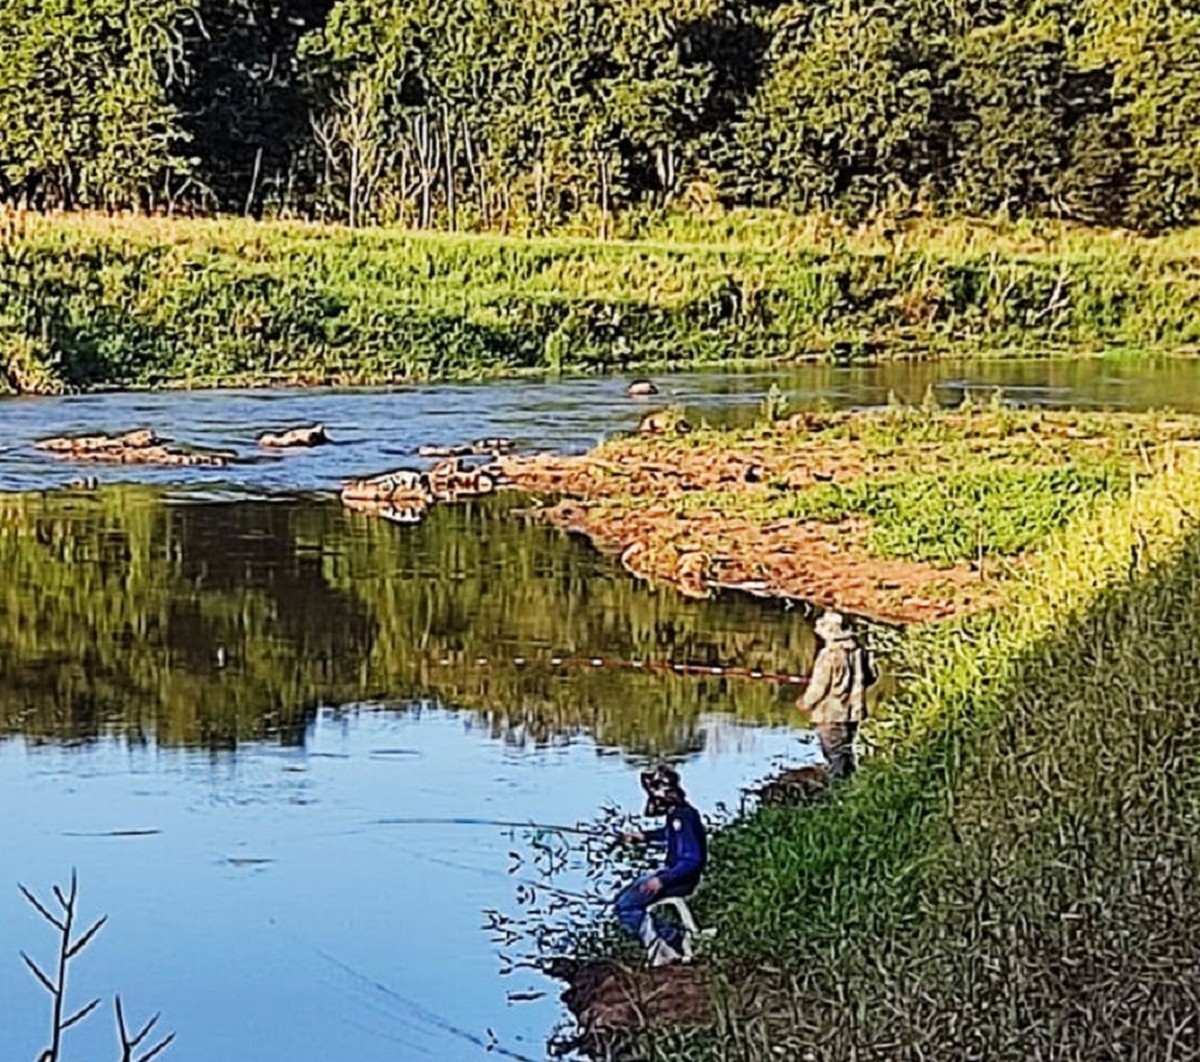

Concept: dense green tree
[[940, 20, 1076, 215], [733, 2, 942, 213], [1, 0, 1198, 230], [173, 0, 335, 215], [1072, 0, 1200, 230], [0, 0, 195, 210], [299, 0, 723, 228]]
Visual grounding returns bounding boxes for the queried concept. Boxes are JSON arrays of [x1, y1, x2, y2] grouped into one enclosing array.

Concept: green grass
[[3, 212, 1200, 393], [767, 464, 1131, 563], [618, 450, 1200, 1059], [586, 405, 1196, 574]]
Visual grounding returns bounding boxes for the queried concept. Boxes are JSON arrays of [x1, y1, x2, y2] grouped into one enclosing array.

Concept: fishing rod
[[371, 816, 612, 837]]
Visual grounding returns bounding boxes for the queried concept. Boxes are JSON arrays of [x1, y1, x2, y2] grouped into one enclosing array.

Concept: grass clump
[[775, 463, 1130, 563]]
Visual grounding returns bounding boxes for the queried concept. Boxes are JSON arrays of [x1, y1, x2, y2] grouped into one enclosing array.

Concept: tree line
[[1, 0, 1198, 232]]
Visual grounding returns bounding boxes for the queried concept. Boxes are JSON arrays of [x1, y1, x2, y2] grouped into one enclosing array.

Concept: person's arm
[[654, 809, 704, 888], [863, 648, 879, 688], [621, 825, 667, 844], [642, 824, 667, 845], [800, 649, 833, 712]]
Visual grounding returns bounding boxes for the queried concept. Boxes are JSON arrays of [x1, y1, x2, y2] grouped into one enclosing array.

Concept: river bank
[[4, 213, 1200, 395], [502, 403, 1200, 623], [520, 406, 1200, 1059]]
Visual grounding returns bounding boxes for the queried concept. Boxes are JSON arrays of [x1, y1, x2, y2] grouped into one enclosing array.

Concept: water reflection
[[0, 488, 812, 754]]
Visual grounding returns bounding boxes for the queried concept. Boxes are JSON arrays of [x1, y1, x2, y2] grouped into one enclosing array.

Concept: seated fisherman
[[613, 765, 707, 966]]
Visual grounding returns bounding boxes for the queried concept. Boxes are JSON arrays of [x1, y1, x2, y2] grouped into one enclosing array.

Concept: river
[[1, 357, 1196, 1061]]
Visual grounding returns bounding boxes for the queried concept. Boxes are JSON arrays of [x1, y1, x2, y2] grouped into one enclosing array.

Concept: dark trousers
[[819, 722, 859, 780], [614, 873, 695, 950]]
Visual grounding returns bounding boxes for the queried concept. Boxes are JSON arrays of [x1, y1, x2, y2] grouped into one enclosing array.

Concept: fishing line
[[291, 933, 545, 1062], [407, 849, 610, 906], [430, 651, 813, 686]]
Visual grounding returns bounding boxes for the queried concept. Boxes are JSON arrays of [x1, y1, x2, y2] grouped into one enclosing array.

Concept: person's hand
[[640, 876, 663, 897], [620, 829, 644, 844]]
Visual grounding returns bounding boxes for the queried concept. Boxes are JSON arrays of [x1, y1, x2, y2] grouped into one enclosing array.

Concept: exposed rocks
[[638, 409, 691, 435], [340, 468, 428, 504], [258, 424, 329, 448], [417, 437, 514, 458], [619, 540, 650, 580], [674, 550, 713, 599], [744, 764, 830, 808], [35, 429, 229, 467], [628, 379, 658, 397], [426, 457, 495, 500], [498, 433, 994, 623], [340, 457, 498, 525]]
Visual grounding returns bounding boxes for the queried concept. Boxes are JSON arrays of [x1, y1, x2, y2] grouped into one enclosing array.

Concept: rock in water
[[637, 409, 691, 435], [258, 424, 329, 448], [34, 429, 227, 466], [628, 379, 658, 397], [340, 468, 428, 502]]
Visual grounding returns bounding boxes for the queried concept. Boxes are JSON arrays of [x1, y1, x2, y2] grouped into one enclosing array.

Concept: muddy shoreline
[[498, 418, 998, 624]]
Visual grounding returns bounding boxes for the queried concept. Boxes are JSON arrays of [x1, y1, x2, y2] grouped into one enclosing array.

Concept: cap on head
[[814, 609, 853, 642], [640, 763, 685, 815]]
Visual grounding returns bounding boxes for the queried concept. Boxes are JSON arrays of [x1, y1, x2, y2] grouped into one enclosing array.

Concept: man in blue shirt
[[614, 764, 707, 966]]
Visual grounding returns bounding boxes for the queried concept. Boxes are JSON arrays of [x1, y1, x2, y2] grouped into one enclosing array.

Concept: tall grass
[[626, 447, 1200, 1059], [3, 213, 1200, 393]]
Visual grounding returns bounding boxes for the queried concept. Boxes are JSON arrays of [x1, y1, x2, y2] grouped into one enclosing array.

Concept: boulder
[[258, 424, 329, 448], [340, 468, 429, 503], [34, 429, 227, 466]]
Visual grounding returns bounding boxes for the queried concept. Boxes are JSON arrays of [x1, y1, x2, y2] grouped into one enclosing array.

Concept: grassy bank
[[622, 439, 1200, 1058], [3, 213, 1200, 394]]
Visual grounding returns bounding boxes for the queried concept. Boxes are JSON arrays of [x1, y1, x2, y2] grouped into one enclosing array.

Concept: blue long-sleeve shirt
[[643, 802, 707, 892]]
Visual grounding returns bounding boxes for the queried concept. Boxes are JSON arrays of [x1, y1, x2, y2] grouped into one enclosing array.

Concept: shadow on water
[[0, 488, 814, 754]]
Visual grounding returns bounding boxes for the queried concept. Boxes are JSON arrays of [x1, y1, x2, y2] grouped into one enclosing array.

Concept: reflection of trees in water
[[0, 489, 813, 754]]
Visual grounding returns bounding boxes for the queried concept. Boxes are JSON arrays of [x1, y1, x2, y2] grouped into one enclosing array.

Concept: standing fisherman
[[614, 765, 707, 967], [799, 610, 878, 779]]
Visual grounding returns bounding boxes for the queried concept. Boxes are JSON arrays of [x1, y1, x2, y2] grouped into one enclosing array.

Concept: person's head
[[640, 764, 686, 815], [814, 609, 857, 646]]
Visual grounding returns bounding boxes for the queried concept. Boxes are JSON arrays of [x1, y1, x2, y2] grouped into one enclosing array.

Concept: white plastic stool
[[646, 896, 717, 963]]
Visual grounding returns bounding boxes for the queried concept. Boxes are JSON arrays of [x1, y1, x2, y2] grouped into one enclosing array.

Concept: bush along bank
[[4, 214, 1200, 394], [611, 447, 1200, 1060]]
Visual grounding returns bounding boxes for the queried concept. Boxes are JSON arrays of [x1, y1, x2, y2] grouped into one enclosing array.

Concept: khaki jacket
[[800, 635, 876, 725]]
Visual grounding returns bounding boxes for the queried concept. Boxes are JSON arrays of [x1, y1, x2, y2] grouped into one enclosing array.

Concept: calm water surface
[[2, 358, 1196, 1059], [1, 491, 815, 1061]]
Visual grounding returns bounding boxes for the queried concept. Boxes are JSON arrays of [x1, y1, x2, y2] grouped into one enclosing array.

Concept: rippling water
[[3, 358, 1198, 493]]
